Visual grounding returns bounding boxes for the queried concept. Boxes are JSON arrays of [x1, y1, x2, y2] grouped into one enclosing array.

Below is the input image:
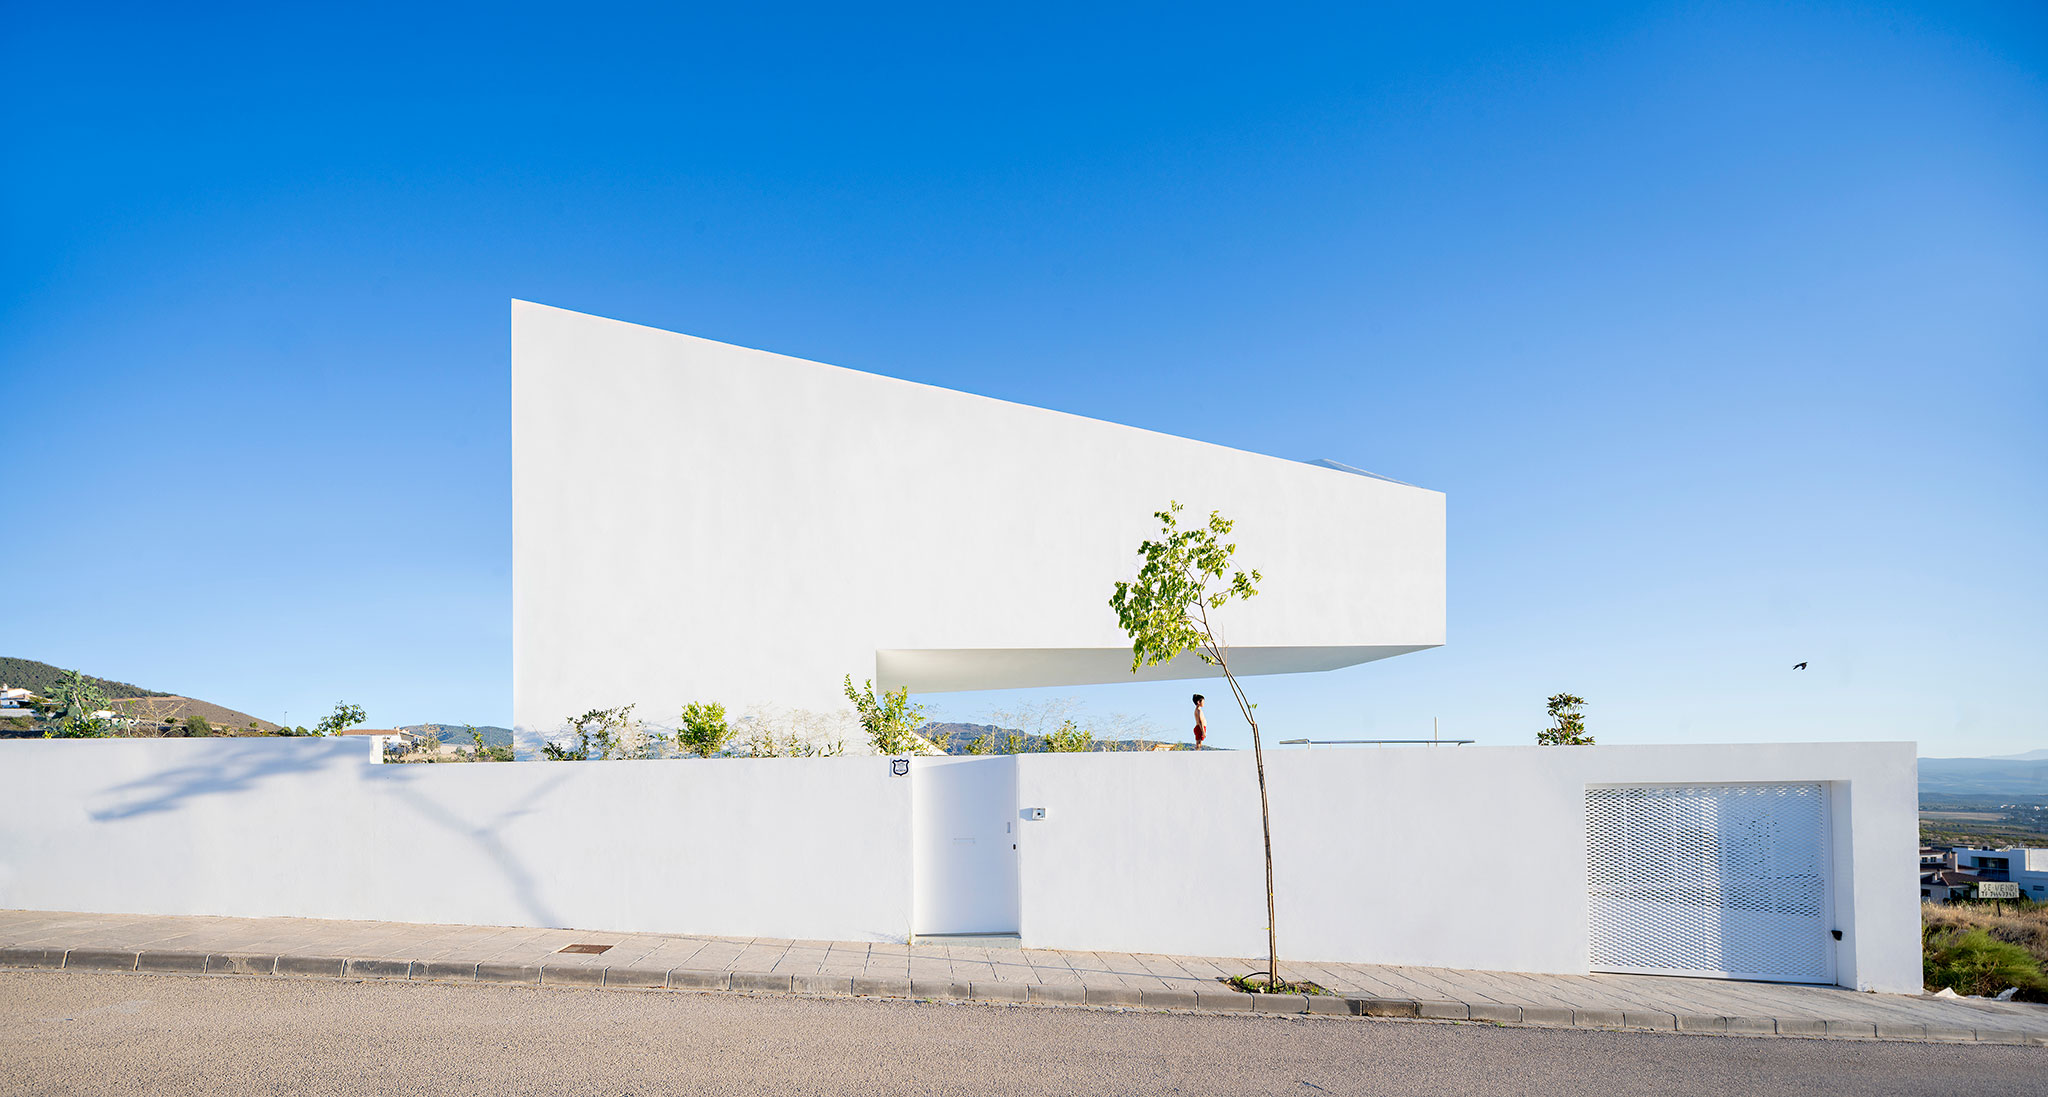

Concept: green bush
[[543, 705, 641, 761], [844, 676, 927, 755], [1043, 719, 1095, 752], [1924, 926, 2048, 998], [314, 702, 367, 737], [677, 701, 734, 758]]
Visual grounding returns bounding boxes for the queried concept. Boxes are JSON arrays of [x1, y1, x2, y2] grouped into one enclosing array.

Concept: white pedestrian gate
[[912, 757, 1020, 937], [1586, 783, 1834, 984]]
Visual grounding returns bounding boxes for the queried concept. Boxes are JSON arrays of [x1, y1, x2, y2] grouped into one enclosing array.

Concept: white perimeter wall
[[1012, 742, 1920, 993], [0, 739, 1916, 992], [0, 739, 912, 943]]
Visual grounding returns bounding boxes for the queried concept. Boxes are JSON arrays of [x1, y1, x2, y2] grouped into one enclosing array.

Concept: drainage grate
[[558, 944, 613, 955]]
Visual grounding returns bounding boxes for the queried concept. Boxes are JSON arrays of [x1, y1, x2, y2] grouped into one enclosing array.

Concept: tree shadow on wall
[[90, 740, 344, 822], [368, 763, 574, 929], [88, 740, 574, 930]]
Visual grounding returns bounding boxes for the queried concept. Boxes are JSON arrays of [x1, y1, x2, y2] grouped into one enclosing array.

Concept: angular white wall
[[512, 302, 1445, 745]]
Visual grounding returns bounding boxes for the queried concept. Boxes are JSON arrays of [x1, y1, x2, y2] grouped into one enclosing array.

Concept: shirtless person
[[1192, 693, 1207, 749]]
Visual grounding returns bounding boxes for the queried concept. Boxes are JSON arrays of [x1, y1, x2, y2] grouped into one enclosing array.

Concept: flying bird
[[1793, 662, 1808, 670]]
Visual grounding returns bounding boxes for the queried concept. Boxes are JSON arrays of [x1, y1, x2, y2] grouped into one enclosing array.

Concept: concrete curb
[[4, 947, 2042, 1047]]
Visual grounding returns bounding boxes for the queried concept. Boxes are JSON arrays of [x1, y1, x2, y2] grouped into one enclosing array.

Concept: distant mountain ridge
[[1919, 755, 2048, 806], [921, 721, 1183, 753], [403, 724, 514, 748]]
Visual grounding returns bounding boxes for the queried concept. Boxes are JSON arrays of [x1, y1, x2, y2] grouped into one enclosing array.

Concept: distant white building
[[1920, 869, 1981, 903], [1953, 847, 2048, 901], [1, 687, 33, 717]]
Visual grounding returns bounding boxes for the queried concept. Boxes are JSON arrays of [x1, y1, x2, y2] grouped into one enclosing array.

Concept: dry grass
[[1924, 901, 2048, 968], [108, 696, 279, 733]]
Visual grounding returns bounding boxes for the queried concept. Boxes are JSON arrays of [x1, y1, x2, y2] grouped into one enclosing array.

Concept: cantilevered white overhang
[[513, 302, 1444, 738]]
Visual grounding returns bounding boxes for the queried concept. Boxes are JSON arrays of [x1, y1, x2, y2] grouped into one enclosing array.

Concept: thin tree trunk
[[1207, 639, 1279, 987]]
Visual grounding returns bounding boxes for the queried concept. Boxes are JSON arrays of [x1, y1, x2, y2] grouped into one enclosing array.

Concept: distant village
[[1921, 844, 2048, 904]]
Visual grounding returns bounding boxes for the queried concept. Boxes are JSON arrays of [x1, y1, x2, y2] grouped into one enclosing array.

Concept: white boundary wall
[[0, 738, 912, 943], [1011, 742, 1919, 993], [0, 739, 1917, 991]]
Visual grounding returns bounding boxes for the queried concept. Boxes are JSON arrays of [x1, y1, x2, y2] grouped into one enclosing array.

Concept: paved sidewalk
[[5, 909, 2044, 1046]]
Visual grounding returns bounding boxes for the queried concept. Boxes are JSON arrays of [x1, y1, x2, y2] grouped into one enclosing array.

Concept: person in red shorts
[[1192, 693, 1207, 749]]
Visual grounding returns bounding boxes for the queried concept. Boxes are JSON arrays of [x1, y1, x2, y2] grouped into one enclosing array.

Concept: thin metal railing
[[1277, 738, 1474, 747]]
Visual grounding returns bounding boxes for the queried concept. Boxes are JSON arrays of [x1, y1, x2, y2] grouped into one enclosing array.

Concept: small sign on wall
[[1978, 881, 2021, 899], [891, 758, 910, 776]]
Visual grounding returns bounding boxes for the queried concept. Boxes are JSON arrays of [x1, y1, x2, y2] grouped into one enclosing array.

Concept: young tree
[[677, 701, 735, 758], [549, 705, 639, 760], [987, 697, 1082, 748], [1537, 694, 1594, 745], [315, 702, 368, 737], [540, 737, 587, 761], [125, 695, 186, 737], [843, 676, 930, 756], [1043, 719, 1095, 753], [44, 669, 111, 739], [1109, 501, 1289, 988]]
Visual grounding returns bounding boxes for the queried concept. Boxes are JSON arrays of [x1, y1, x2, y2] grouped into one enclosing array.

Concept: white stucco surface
[[1010, 742, 1919, 993], [0, 738, 913, 943], [512, 302, 1445, 747], [0, 739, 1913, 991]]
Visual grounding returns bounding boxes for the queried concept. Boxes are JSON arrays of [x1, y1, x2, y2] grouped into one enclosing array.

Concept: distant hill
[[108, 696, 281, 733], [1919, 756, 2048, 806], [0, 656, 171, 699], [921, 721, 1186, 754], [0, 656, 281, 734], [402, 724, 514, 748]]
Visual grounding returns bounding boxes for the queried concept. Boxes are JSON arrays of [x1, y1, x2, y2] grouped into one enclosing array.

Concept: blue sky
[[2, 2, 2042, 755]]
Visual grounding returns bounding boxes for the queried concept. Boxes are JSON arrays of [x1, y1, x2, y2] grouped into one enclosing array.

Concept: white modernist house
[[494, 303, 1918, 991], [511, 301, 1445, 748], [0, 303, 1920, 996]]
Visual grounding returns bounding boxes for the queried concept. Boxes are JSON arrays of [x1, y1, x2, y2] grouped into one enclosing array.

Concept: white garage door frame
[[1586, 781, 1836, 985]]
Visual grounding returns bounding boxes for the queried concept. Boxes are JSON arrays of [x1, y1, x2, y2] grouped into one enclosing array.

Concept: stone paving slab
[[3, 908, 2044, 1046]]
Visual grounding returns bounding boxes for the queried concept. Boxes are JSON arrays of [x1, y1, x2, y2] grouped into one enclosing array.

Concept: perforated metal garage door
[[1586, 783, 1833, 983]]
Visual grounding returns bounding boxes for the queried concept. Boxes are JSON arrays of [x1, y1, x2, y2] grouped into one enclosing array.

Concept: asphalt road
[[2, 971, 2041, 1097]]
